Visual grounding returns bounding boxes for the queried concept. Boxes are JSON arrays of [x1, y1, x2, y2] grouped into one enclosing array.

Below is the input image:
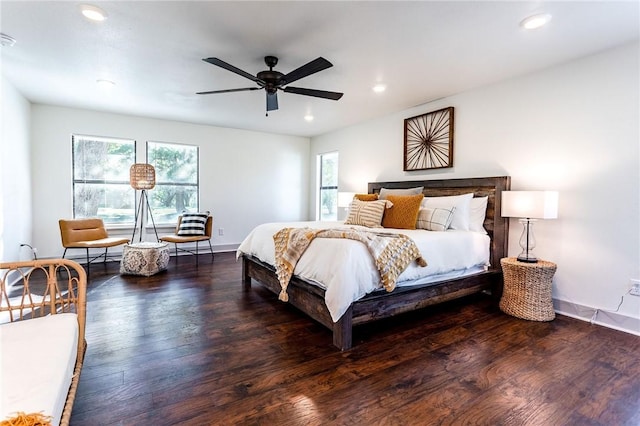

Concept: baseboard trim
[[47, 243, 240, 262], [553, 298, 640, 336], [166, 243, 239, 256], [213, 243, 239, 253]]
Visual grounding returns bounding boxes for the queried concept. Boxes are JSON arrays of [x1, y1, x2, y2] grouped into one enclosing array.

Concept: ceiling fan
[[197, 56, 344, 114]]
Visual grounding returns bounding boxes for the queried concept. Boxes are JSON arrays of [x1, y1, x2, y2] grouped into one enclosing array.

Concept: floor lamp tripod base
[[131, 189, 159, 243]]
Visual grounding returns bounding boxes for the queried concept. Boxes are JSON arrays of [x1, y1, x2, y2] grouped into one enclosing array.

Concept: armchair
[[59, 218, 129, 275], [159, 214, 214, 264]]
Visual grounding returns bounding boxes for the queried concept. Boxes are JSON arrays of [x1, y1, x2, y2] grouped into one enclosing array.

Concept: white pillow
[[416, 207, 456, 231], [378, 186, 423, 200], [421, 193, 474, 231], [344, 199, 392, 228], [469, 196, 488, 234]]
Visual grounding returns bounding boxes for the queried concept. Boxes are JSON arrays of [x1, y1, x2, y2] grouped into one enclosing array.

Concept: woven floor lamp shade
[[130, 163, 156, 190], [130, 163, 158, 242]]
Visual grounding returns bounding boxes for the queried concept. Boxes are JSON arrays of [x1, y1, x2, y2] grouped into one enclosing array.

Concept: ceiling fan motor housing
[[257, 70, 284, 93]]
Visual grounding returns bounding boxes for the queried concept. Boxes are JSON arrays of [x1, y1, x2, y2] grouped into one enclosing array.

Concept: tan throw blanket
[[273, 227, 427, 302]]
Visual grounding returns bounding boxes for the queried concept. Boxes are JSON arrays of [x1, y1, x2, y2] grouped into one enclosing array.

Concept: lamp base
[[516, 218, 538, 264], [517, 254, 538, 263]]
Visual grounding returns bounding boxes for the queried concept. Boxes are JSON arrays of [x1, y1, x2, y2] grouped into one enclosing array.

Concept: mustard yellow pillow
[[354, 193, 379, 201], [382, 194, 424, 229]]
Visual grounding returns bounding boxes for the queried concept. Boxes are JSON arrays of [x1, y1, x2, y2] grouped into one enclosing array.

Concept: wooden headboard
[[368, 176, 511, 269]]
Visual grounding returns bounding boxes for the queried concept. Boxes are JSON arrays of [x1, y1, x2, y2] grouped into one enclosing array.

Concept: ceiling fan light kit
[[198, 55, 343, 115]]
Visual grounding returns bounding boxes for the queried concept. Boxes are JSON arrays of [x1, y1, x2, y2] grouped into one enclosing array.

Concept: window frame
[[71, 134, 136, 227], [317, 151, 339, 221], [145, 140, 200, 226]]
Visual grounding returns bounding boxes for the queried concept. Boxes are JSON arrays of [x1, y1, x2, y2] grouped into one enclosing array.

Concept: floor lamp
[[130, 163, 159, 243]]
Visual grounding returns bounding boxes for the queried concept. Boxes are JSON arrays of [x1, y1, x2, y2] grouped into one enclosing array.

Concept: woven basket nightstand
[[500, 257, 557, 321]]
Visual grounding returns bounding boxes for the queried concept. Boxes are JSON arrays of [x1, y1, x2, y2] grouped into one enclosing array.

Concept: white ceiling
[[1, 1, 638, 138]]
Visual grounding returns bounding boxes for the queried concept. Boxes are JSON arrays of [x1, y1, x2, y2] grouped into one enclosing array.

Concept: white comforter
[[237, 221, 490, 322]]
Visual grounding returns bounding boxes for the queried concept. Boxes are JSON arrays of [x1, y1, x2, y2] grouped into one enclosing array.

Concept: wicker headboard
[[368, 176, 511, 268]]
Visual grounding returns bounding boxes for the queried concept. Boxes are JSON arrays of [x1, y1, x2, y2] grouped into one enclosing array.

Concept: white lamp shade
[[501, 191, 558, 219], [337, 192, 356, 208]]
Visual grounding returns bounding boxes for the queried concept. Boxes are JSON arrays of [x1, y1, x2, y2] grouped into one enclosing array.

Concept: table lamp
[[337, 192, 356, 208], [337, 192, 356, 219], [501, 190, 558, 263]]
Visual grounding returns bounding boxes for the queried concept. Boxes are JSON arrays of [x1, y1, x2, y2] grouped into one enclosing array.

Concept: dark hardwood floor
[[70, 252, 640, 425]]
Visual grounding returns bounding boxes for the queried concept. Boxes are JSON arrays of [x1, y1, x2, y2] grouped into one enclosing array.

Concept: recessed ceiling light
[[372, 83, 387, 93], [96, 79, 115, 89], [80, 4, 108, 22], [520, 13, 552, 30], [304, 114, 314, 122]]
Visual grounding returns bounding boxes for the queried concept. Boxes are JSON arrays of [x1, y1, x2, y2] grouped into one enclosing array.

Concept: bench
[[0, 259, 87, 425]]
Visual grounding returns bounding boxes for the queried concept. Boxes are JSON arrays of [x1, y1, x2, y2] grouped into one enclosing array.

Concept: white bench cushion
[[1, 313, 78, 426]]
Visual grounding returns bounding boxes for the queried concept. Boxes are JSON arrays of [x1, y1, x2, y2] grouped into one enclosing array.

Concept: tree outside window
[[318, 152, 338, 221], [72, 135, 136, 224], [147, 141, 199, 224]]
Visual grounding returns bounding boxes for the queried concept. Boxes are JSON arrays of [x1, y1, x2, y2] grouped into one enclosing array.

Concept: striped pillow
[[416, 207, 456, 232], [344, 199, 392, 228], [177, 213, 209, 236]]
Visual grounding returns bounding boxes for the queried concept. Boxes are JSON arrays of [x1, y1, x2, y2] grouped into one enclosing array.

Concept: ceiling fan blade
[[196, 87, 260, 95], [281, 57, 333, 85], [202, 57, 263, 84], [266, 92, 279, 111], [283, 86, 343, 100]]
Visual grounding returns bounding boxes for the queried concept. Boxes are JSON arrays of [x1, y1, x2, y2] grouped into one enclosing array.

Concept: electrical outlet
[[218, 228, 224, 236], [630, 279, 640, 296]]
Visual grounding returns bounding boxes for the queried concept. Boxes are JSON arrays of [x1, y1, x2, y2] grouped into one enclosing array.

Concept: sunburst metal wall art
[[403, 107, 454, 171]]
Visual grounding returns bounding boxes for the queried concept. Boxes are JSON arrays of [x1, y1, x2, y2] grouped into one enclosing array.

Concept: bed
[[239, 176, 510, 350], [0, 259, 87, 426]]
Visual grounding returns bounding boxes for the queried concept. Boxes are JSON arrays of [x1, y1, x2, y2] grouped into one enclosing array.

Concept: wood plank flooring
[[70, 252, 640, 425]]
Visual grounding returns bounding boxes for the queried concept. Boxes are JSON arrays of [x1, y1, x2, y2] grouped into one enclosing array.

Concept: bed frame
[[0, 259, 87, 425], [242, 176, 511, 350]]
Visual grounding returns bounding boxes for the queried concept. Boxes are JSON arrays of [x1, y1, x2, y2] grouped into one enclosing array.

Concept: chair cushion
[[177, 213, 209, 236], [59, 218, 110, 246]]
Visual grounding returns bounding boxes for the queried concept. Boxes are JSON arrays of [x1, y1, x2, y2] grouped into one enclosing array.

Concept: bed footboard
[[243, 254, 501, 350]]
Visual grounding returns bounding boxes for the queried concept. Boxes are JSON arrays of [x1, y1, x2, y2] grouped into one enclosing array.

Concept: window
[[147, 141, 199, 225], [318, 152, 338, 221], [72, 134, 136, 224]]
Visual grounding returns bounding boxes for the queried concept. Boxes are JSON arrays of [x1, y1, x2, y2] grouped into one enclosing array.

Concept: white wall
[[0, 76, 32, 262], [310, 42, 640, 333], [30, 105, 310, 258]]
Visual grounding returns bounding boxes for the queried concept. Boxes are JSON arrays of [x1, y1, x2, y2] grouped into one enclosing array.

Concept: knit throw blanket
[[273, 227, 427, 302]]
